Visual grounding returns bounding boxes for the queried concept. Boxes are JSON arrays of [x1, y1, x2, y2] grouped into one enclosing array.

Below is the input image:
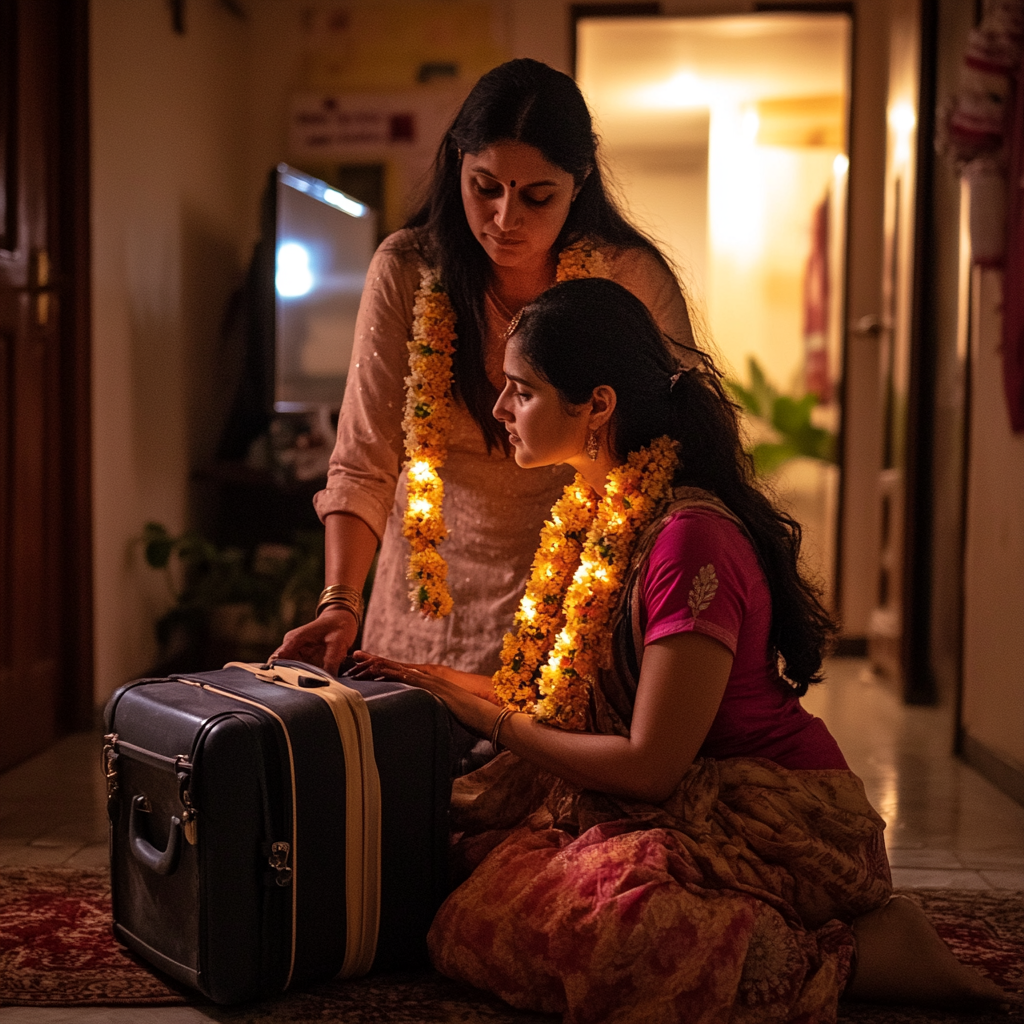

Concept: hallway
[[0, 658, 1022, 1022]]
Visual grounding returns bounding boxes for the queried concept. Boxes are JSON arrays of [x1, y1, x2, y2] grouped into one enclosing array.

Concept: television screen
[[273, 164, 377, 411]]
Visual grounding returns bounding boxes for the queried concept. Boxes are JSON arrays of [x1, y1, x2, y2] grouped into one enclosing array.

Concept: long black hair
[[405, 58, 683, 452], [513, 277, 837, 694]]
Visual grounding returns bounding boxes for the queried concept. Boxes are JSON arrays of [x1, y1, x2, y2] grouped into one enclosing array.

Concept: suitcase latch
[[268, 841, 293, 887], [175, 756, 198, 845], [102, 733, 119, 799]]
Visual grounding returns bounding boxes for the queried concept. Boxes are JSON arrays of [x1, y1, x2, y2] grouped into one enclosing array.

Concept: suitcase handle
[[226, 660, 337, 689], [129, 795, 182, 876]]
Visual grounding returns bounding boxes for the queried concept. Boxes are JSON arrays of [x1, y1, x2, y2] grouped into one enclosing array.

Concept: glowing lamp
[[323, 188, 369, 218], [276, 242, 314, 298], [889, 102, 917, 165]]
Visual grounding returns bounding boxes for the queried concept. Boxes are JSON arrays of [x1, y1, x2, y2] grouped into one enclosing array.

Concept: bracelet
[[315, 584, 365, 625], [489, 706, 517, 752]]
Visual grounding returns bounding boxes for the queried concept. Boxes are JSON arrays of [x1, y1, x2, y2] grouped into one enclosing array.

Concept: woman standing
[[272, 58, 696, 677], [351, 279, 1011, 1023]]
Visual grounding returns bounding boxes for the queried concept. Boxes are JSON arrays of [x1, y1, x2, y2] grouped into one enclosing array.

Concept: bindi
[[509, 179, 516, 188]]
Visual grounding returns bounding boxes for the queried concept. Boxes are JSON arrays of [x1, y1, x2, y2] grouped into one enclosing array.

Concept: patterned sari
[[427, 494, 892, 1024]]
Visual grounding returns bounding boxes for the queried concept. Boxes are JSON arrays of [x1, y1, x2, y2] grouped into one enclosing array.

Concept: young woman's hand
[[347, 652, 446, 690], [406, 663, 501, 704], [349, 653, 500, 703], [270, 606, 358, 677], [348, 651, 501, 733]]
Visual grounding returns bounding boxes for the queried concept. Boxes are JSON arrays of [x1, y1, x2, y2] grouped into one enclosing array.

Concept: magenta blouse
[[640, 508, 848, 770]]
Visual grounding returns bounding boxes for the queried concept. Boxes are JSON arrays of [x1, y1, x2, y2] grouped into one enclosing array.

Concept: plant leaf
[[772, 393, 817, 435], [747, 357, 778, 420], [725, 379, 761, 417], [751, 442, 802, 476]]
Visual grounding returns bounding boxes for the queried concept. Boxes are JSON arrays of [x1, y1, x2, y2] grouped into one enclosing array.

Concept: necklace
[[402, 239, 606, 618], [492, 435, 679, 730]]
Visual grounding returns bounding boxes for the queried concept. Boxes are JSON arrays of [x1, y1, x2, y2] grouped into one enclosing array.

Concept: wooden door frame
[[898, 0, 938, 703], [56, 0, 93, 730], [0, 0, 92, 767]]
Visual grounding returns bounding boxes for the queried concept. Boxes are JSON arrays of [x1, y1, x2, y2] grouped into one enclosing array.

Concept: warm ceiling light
[[889, 102, 916, 165], [888, 102, 917, 134], [636, 70, 713, 109]]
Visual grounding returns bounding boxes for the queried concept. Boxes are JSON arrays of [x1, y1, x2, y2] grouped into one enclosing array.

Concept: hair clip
[[669, 369, 684, 390]]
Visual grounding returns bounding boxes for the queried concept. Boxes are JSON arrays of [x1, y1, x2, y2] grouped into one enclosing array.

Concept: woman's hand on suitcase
[[349, 653, 499, 704], [349, 651, 502, 736], [408, 663, 500, 704], [348, 651, 446, 690], [270, 606, 359, 677]]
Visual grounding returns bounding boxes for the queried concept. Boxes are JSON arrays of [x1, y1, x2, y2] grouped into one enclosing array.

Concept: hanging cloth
[[1003, 59, 1024, 432]]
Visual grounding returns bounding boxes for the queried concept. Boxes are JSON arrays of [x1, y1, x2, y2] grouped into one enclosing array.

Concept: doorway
[[0, 0, 92, 771], [577, 12, 851, 610]]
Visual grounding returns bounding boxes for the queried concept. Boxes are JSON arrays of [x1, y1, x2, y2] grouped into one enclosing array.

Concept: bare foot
[[845, 895, 1015, 1009]]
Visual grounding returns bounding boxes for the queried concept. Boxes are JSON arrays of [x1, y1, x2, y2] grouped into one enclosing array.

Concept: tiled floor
[[1, 659, 1023, 1022], [802, 659, 1024, 890], [0, 732, 109, 872]]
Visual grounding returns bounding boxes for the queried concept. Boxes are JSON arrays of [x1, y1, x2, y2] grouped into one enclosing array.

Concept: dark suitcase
[[103, 659, 453, 1004]]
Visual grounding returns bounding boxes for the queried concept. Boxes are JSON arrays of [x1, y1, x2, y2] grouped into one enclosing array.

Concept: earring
[[585, 430, 600, 460]]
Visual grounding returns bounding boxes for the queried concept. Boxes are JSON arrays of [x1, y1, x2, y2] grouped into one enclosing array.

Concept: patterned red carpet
[[0, 867, 1020, 1022]]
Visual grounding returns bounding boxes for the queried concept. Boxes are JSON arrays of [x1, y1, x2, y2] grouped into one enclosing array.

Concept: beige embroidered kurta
[[313, 228, 695, 674]]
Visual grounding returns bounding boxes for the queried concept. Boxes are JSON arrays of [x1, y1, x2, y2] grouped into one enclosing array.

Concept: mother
[[273, 58, 696, 676]]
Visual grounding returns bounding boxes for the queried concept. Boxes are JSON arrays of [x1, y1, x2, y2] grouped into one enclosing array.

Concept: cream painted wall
[[91, 0, 255, 702], [603, 150, 709, 312], [962, 269, 1024, 773]]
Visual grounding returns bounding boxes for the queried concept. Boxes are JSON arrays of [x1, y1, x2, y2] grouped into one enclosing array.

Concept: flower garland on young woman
[[401, 240, 606, 618], [492, 435, 680, 731]]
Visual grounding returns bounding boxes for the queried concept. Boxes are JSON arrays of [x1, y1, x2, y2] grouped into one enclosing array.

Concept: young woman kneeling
[[351, 278, 1011, 1023]]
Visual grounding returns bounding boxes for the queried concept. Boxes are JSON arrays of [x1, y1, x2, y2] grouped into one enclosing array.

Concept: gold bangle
[[489, 706, 517, 751], [315, 584, 365, 623], [316, 597, 362, 624], [318, 583, 363, 607]]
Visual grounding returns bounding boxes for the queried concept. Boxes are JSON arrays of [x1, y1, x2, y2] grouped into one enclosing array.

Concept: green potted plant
[[726, 357, 837, 476], [140, 523, 325, 671]]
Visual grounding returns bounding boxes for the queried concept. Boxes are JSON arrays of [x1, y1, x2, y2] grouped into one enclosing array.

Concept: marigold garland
[[402, 268, 457, 617], [555, 239, 606, 283], [402, 241, 606, 617], [492, 435, 680, 730]]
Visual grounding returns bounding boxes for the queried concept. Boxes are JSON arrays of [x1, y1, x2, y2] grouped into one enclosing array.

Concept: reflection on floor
[[1, 658, 1022, 1022], [802, 659, 1024, 889]]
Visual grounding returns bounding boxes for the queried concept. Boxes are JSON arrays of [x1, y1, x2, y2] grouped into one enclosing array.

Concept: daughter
[[351, 279, 1010, 1023]]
